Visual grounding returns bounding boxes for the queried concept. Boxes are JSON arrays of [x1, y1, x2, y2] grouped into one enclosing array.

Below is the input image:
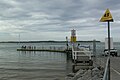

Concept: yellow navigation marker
[[100, 9, 113, 22], [71, 36, 76, 42]]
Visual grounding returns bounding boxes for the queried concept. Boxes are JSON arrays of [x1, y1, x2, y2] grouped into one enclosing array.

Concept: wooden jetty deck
[[17, 46, 72, 53], [17, 48, 68, 53]]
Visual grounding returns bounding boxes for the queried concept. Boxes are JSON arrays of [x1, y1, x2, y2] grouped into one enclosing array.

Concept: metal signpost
[[100, 9, 114, 80]]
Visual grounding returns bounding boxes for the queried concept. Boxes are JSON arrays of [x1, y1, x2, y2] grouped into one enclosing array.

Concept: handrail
[[103, 57, 110, 80], [72, 46, 92, 60]]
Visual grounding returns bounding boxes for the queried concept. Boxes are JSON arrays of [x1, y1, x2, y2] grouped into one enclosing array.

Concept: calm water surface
[[0, 43, 72, 80], [0, 42, 119, 80]]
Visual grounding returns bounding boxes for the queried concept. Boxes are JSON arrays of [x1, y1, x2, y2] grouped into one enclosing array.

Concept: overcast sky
[[0, 0, 120, 42]]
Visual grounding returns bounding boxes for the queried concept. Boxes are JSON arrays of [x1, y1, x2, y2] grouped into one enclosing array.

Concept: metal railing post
[[93, 39, 96, 61]]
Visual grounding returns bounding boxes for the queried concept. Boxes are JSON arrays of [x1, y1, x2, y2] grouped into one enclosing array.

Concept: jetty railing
[[103, 57, 110, 80], [37, 46, 66, 51], [18, 46, 67, 52], [72, 46, 92, 60]]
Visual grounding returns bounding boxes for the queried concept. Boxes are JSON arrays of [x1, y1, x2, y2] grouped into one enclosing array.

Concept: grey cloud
[[0, 0, 120, 41]]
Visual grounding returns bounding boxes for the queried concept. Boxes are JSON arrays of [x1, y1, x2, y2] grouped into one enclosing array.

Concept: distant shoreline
[[0, 41, 101, 43]]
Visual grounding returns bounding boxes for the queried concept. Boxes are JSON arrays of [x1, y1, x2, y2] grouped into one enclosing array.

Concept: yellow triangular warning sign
[[100, 9, 113, 22]]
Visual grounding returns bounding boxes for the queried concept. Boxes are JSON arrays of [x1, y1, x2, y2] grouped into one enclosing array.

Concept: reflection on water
[[18, 51, 67, 62]]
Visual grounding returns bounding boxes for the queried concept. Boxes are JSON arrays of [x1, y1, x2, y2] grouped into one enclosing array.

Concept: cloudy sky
[[0, 0, 120, 42]]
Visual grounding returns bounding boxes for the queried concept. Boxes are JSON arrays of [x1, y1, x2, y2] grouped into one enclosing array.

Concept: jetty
[[17, 46, 71, 53], [17, 48, 67, 53]]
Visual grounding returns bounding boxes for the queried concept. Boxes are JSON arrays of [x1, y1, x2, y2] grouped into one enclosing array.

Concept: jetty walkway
[[100, 57, 120, 80], [94, 56, 120, 80], [110, 57, 120, 80], [17, 46, 71, 53]]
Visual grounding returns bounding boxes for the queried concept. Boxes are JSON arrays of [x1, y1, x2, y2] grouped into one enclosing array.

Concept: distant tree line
[[0, 40, 100, 43]]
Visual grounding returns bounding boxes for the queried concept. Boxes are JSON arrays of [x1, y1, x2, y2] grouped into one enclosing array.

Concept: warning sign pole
[[108, 21, 110, 57], [108, 21, 110, 80], [100, 9, 114, 80]]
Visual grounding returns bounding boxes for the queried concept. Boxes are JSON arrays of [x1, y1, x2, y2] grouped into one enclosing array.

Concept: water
[[0, 42, 119, 80], [0, 42, 72, 80]]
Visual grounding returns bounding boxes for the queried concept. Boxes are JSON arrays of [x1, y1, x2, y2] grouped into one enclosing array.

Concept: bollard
[[93, 39, 96, 62]]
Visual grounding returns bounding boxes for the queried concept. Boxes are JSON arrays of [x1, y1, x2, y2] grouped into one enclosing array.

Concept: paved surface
[[110, 57, 120, 80], [96, 57, 120, 80]]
